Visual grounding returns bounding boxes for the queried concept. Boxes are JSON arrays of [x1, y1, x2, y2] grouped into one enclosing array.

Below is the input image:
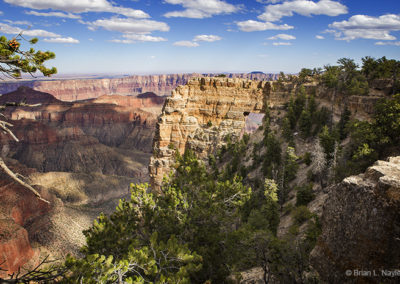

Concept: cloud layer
[[44, 37, 79, 43], [88, 17, 170, 33], [164, 0, 239, 19], [237, 20, 293, 32], [237, 0, 347, 32], [329, 14, 400, 41], [173, 40, 200, 47], [258, 0, 348, 22], [268, 33, 296, 40], [4, 0, 149, 18]]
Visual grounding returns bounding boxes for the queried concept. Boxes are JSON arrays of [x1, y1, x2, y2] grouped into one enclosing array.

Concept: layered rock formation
[[149, 77, 390, 188], [0, 73, 279, 102], [1, 90, 164, 176], [149, 77, 293, 188], [311, 157, 400, 283]]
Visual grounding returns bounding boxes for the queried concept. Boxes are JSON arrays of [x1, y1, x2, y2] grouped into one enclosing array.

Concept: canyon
[[0, 86, 165, 276], [0, 73, 279, 102], [0, 74, 397, 280]]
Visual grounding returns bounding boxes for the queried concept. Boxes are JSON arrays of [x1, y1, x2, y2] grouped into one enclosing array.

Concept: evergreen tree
[[0, 34, 56, 78]]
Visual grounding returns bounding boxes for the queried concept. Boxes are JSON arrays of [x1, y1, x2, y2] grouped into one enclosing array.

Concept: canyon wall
[[311, 157, 400, 283], [1, 89, 163, 176], [0, 73, 278, 102], [0, 74, 193, 101]]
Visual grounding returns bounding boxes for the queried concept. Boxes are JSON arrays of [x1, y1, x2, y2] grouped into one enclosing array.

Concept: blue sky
[[0, 0, 399, 75]]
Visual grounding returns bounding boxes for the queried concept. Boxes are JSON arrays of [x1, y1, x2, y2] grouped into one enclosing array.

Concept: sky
[[0, 0, 399, 75]]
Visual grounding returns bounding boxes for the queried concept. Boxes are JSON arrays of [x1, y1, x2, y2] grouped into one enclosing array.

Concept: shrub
[[292, 206, 313, 225], [296, 183, 315, 206]]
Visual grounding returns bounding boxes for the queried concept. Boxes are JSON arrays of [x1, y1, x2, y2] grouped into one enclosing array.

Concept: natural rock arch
[[148, 77, 293, 188]]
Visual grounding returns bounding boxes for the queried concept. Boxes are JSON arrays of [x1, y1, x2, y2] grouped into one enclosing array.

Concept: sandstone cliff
[[311, 157, 400, 283]]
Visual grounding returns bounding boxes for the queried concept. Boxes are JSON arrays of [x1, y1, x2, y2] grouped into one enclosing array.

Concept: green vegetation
[[0, 34, 56, 78], [296, 183, 314, 207]]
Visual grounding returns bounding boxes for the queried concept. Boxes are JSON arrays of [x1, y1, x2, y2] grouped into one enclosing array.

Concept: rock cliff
[[311, 157, 400, 283]]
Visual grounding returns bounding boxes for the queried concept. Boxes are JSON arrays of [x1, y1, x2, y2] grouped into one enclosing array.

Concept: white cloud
[[338, 29, 396, 41], [26, 10, 81, 19], [258, 0, 348, 22], [375, 41, 400, 46], [173, 41, 199, 47], [257, 0, 282, 3], [328, 14, 400, 41], [0, 11, 3, 15], [44, 36, 79, 43], [268, 33, 295, 40], [4, 0, 149, 18], [193, 34, 222, 42], [0, 22, 60, 37], [237, 20, 293, 32], [315, 35, 325, 39], [4, 19, 31, 26], [88, 17, 169, 33], [164, 0, 239, 19], [109, 39, 134, 44], [273, 42, 292, 46], [330, 14, 400, 30], [122, 33, 167, 42]]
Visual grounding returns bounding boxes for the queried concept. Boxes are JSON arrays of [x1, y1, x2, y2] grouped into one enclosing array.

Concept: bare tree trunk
[[0, 157, 49, 204]]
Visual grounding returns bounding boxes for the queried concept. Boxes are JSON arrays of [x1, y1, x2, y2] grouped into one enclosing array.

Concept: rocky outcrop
[[149, 77, 293, 188], [311, 157, 400, 283]]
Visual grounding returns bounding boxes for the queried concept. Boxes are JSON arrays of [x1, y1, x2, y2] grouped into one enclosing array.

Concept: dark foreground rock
[[311, 157, 400, 283]]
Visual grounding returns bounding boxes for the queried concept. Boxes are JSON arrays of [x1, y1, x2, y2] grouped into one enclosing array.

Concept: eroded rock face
[[149, 77, 293, 188], [311, 157, 400, 283]]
